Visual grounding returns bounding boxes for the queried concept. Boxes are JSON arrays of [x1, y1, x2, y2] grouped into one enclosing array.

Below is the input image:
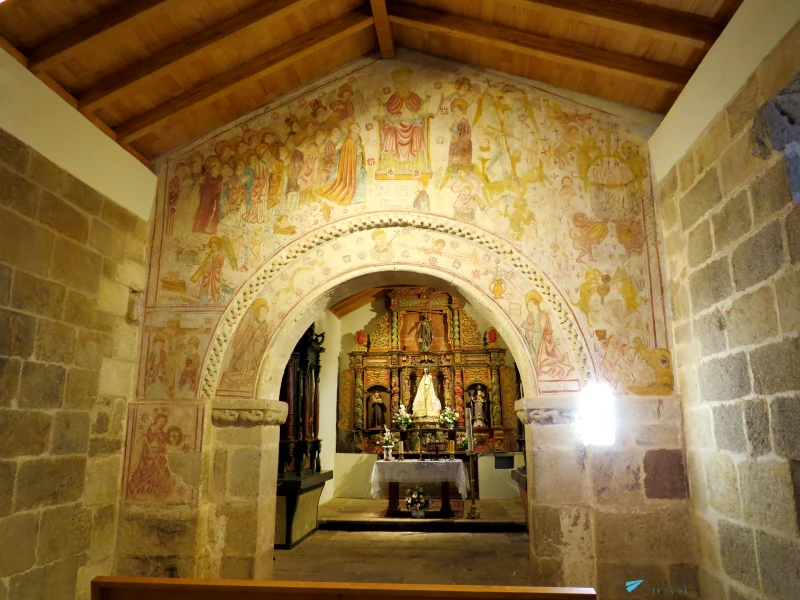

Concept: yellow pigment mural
[[141, 51, 670, 411]]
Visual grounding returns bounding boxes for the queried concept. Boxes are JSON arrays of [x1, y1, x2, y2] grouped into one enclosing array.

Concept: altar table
[[370, 460, 469, 518]]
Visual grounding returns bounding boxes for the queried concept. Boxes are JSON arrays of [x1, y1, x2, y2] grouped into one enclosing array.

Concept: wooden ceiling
[[0, 0, 742, 169]]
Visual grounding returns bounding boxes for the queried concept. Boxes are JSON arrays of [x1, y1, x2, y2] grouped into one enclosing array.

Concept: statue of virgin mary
[[411, 366, 441, 419]]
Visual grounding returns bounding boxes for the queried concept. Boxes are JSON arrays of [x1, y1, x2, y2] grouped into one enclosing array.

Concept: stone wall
[[657, 22, 800, 600], [518, 394, 693, 598], [0, 128, 149, 600]]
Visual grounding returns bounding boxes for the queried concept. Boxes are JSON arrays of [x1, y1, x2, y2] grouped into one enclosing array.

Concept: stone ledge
[[210, 399, 287, 428]]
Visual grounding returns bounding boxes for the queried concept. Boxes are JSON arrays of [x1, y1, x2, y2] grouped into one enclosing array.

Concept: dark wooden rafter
[[0, 31, 154, 169], [506, 0, 724, 48], [28, 0, 173, 74], [369, 0, 395, 58], [115, 10, 375, 144], [388, 4, 693, 89], [78, 0, 322, 115], [0, 33, 27, 66]]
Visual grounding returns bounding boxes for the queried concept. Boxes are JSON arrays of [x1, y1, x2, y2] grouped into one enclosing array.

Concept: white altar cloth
[[370, 460, 468, 499]]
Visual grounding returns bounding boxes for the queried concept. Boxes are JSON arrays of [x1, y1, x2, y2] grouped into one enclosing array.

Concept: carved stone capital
[[515, 396, 579, 425], [210, 398, 287, 427]]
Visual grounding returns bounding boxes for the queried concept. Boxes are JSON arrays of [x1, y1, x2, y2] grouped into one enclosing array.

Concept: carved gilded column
[[454, 369, 465, 424], [390, 368, 399, 413], [354, 369, 364, 428], [490, 367, 502, 427]]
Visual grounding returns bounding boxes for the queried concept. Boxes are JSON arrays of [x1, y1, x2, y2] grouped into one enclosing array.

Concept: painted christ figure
[[379, 68, 431, 174]]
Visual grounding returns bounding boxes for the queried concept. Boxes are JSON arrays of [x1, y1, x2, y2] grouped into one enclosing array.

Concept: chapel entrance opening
[[256, 271, 535, 585]]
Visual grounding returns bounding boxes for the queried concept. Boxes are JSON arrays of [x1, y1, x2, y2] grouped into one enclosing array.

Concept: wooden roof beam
[[78, 0, 322, 115], [369, 0, 395, 58], [1, 34, 28, 67], [388, 4, 693, 89], [28, 0, 172, 74], [115, 10, 375, 145], [508, 0, 724, 48]]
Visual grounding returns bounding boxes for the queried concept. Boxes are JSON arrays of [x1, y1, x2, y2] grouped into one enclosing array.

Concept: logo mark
[[626, 580, 644, 593]]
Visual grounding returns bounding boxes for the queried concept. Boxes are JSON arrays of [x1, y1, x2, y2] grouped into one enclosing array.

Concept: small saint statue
[[411, 366, 442, 420], [472, 385, 487, 427], [370, 390, 387, 429], [416, 314, 433, 352]]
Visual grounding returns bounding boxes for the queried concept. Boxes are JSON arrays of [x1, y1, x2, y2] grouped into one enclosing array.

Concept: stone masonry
[[657, 22, 800, 600], [0, 128, 149, 600]]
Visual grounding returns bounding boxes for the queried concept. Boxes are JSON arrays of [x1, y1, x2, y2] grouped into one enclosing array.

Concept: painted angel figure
[[411, 366, 442, 419], [191, 235, 238, 304]]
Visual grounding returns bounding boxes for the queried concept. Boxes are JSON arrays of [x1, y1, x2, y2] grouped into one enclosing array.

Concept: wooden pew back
[[92, 577, 597, 600]]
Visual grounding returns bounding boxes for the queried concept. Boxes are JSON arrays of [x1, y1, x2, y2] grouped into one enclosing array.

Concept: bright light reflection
[[577, 382, 616, 446]]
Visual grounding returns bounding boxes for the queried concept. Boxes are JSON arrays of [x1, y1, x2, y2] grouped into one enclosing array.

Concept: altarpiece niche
[[337, 288, 519, 455]]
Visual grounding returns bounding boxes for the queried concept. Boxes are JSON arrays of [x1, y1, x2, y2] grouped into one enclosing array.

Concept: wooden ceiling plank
[[28, 0, 173, 74], [369, 0, 395, 58], [502, 0, 724, 48], [0, 34, 28, 67], [115, 11, 375, 145], [388, 4, 692, 88], [78, 0, 323, 115]]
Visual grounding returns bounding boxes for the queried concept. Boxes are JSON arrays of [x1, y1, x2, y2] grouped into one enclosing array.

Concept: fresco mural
[[142, 50, 669, 404], [122, 403, 204, 505]]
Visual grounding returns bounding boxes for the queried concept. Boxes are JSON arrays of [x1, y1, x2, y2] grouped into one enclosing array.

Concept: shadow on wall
[[334, 453, 378, 499]]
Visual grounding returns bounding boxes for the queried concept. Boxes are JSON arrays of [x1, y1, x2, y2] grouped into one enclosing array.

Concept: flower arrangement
[[393, 404, 412, 429], [440, 406, 459, 427], [405, 487, 430, 511], [456, 434, 476, 451], [378, 425, 395, 448]]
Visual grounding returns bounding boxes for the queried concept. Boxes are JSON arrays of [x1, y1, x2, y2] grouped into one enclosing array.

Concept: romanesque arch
[[199, 214, 596, 403]]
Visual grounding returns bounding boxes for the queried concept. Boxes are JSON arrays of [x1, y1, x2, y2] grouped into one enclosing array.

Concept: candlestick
[[466, 407, 474, 451]]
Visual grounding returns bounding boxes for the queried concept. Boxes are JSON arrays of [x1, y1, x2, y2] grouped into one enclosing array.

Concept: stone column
[[204, 398, 288, 580], [516, 396, 595, 589]]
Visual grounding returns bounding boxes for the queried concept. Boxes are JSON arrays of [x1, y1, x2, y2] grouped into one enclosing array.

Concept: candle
[[466, 407, 474, 451], [449, 440, 455, 453], [399, 441, 404, 453]]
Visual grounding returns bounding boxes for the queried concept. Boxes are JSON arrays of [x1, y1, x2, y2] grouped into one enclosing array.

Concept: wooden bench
[[92, 577, 597, 600]]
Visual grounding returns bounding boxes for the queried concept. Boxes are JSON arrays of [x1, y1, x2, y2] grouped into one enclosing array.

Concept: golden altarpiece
[[337, 288, 519, 456]]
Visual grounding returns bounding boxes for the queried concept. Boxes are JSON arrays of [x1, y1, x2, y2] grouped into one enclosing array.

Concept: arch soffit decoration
[[199, 213, 596, 400], [254, 265, 536, 399]]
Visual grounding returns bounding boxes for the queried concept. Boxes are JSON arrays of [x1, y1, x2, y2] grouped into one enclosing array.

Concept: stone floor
[[273, 530, 532, 586], [318, 498, 526, 531]]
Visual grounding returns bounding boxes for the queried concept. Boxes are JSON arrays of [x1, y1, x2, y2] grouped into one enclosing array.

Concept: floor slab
[[273, 530, 532, 586]]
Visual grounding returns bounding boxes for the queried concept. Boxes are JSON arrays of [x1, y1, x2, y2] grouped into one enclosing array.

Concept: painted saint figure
[[448, 98, 473, 171], [411, 366, 442, 419], [218, 298, 271, 392], [369, 390, 387, 429], [523, 291, 574, 379], [451, 170, 485, 222], [412, 180, 430, 211], [128, 412, 174, 501], [316, 123, 366, 206]]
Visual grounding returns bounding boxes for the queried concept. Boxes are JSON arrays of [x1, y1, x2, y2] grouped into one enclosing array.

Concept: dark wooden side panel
[[92, 577, 597, 600]]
